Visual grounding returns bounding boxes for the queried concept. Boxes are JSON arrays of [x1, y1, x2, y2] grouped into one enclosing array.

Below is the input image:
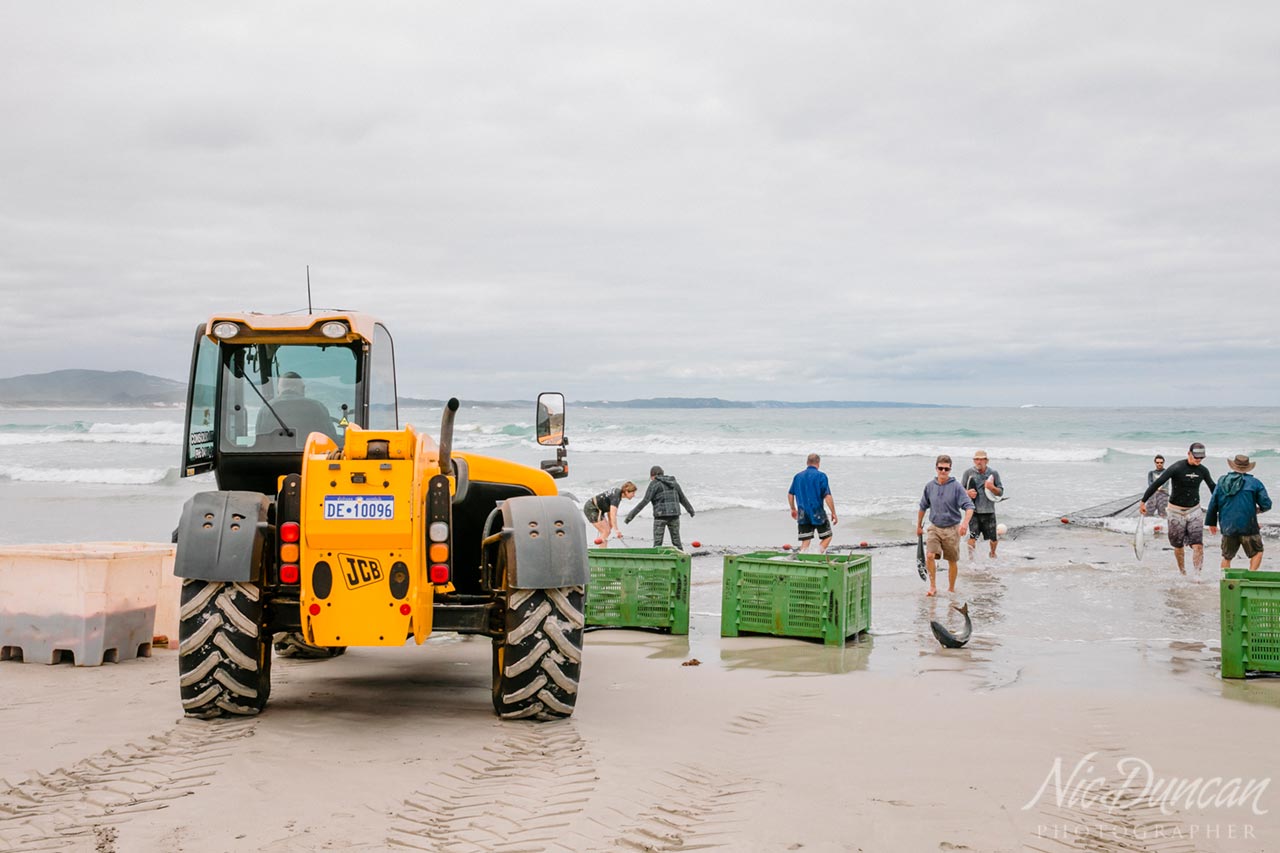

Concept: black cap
[[1189, 442, 1206, 459]]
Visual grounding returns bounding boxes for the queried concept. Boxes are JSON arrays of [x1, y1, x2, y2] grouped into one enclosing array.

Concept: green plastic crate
[[585, 547, 690, 634], [1221, 569, 1280, 678], [721, 551, 871, 646]]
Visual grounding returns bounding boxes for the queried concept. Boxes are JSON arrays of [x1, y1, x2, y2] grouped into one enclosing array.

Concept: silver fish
[[929, 602, 972, 649]]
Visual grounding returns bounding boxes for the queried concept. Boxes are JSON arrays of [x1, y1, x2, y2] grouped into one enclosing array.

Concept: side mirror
[[536, 392, 568, 478], [536, 392, 565, 447]]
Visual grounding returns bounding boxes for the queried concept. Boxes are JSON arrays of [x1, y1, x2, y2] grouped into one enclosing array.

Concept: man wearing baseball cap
[[1141, 442, 1216, 578], [962, 450, 1004, 560], [1206, 454, 1271, 571]]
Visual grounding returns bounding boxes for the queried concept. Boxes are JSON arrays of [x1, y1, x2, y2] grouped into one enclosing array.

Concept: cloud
[[1, 2, 1277, 405]]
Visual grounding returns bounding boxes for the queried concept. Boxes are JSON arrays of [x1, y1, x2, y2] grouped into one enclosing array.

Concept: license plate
[[323, 495, 395, 520]]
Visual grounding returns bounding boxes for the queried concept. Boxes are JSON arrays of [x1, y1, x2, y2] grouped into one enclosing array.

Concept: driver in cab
[[255, 371, 339, 446]]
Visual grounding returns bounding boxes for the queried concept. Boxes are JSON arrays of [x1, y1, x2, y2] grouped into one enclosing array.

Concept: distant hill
[[575, 397, 947, 409], [0, 371, 944, 409], [398, 396, 528, 408], [0, 370, 186, 406]]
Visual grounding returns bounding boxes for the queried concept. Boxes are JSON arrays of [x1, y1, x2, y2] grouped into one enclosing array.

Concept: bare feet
[[926, 588, 937, 597]]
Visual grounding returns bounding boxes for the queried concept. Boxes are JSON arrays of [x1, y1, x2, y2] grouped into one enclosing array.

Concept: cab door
[[181, 327, 219, 477]]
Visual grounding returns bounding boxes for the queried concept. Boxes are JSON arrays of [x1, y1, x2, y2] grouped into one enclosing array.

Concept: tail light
[[277, 474, 302, 587], [427, 474, 452, 584]]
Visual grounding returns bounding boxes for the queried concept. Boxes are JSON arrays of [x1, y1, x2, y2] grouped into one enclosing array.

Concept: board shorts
[[1166, 504, 1204, 549], [583, 502, 605, 524], [798, 515, 833, 542], [969, 513, 998, 541], [1222, 534, 1264, 561], [927, 524, 961, 562], [1147, 490, 1169, 518]]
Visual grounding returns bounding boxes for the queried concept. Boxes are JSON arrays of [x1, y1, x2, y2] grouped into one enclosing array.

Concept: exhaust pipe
[[438, 397, 460, 477]]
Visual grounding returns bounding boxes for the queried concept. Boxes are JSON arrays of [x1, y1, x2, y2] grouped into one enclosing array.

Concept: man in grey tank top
[[1146, 455, 1169, 519]]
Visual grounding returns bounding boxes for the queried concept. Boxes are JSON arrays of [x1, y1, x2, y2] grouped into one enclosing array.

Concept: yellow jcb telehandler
[[174, 311, 585, 720]]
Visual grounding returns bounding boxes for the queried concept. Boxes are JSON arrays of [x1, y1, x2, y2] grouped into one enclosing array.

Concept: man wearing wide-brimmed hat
[[1206, 454, 1272, 571]]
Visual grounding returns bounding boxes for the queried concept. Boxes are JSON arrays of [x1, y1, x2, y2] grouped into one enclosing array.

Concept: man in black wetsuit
[[1140, 442, 1216, 578]]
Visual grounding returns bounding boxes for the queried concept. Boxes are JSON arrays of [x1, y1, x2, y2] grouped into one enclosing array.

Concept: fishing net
[[1014, 492, 1144, 534], [1013, 491, 1279, 539], [690, 491, 1278, 554], [1065, 492, 1143, 521]]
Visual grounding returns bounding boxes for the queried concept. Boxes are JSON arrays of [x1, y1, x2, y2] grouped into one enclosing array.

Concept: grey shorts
[[583, 502, 604, 524], [1147, 491, 1169, 517]]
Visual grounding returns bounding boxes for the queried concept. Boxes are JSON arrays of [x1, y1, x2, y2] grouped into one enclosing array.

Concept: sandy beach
[[3, 526, 1279, 853]]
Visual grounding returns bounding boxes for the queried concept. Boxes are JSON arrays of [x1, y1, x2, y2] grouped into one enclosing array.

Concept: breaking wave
[[568, 433, 1111, 462], [0, 465, 180, 485], [0, 421, 183, 447]]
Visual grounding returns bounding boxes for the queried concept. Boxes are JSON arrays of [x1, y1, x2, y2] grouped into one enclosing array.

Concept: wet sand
[[3, 526, 1280, 852]]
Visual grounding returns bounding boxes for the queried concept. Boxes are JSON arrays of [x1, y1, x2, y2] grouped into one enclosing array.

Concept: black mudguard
[[499, 495, 589, 589], [175, 491, 271, 582]]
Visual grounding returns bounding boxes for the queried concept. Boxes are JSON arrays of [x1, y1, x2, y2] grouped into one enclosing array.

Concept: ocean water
[[1, 404, 1276, 546], [2, 403, 1277, 698]]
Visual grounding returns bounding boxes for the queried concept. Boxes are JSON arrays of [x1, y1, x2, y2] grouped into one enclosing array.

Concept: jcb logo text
[[339, 553, 383, 590]]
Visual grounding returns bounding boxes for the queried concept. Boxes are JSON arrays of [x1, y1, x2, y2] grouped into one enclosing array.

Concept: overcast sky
[[1, 3, 1277, 406]]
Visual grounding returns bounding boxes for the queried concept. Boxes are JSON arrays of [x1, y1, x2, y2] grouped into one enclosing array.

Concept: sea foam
[[0, 465, 177, 485]]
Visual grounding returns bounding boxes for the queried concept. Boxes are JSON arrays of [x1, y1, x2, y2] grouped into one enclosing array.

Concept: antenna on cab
[[306, 265, 313, 313]]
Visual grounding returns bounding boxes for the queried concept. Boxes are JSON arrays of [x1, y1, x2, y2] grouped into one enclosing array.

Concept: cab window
[[219, 343, 359, 451], [367, 323, 398, 430]]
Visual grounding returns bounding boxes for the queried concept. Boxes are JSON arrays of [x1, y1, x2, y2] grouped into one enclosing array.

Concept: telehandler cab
[[174, 312, 586, 720]]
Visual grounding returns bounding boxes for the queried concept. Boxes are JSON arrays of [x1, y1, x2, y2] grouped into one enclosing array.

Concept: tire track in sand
[[386, 695, 810, 852], [387, 722, 596, 852], [590, 701, 796, 852], [0, 719, 255, 852]]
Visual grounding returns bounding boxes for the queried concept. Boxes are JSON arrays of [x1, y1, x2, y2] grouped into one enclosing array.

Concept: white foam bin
[[0, 542, 171, 666]]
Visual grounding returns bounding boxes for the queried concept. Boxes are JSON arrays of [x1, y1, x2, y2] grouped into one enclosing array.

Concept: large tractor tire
[[178, 579, 272, 718], [492, 586, 585, 721], [273, 632, 347, 660]]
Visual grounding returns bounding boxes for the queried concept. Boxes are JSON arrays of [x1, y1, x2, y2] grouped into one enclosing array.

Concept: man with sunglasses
[[1146, 455, 1169, 519], [916, 454, 975, 597]]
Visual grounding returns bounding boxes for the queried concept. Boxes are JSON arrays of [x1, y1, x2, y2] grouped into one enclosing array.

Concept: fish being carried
[[916, 532, 927, 581], [930, 602, 972, 649]]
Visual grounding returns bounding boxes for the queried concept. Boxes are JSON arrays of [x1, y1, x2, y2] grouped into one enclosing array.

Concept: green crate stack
[[721, 551, 871, 646], [1221, 569, 1280, 678], [585, 547, 691, 634]]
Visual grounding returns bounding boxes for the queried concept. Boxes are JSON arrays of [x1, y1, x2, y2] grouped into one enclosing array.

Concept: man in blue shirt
[[788, 453, 838, 553]]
